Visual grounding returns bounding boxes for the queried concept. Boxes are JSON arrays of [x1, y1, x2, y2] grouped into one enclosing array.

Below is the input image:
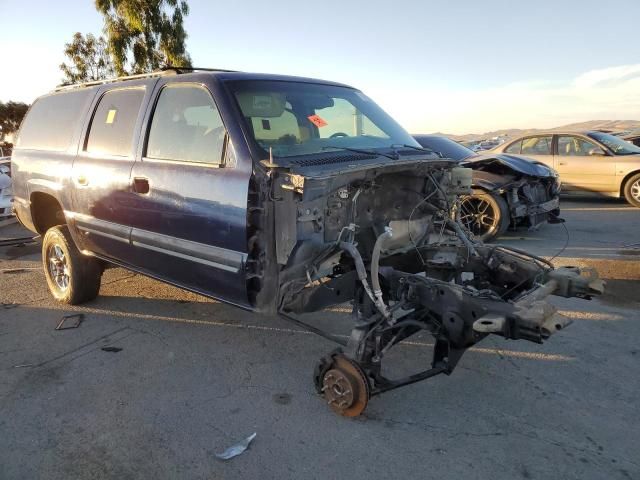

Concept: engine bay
[[247, 156, 603, 416]]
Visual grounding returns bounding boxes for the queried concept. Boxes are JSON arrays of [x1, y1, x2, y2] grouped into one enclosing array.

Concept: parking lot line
[[37, 305, 573, 362]]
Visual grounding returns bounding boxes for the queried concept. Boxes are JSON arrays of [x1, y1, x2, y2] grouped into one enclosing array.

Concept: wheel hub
[[320, 355, 370, 416], [459, 198, 496, 235], [47, 244, 70, 291], [631, 179, 640, 201], [323, 369, 355, 409]]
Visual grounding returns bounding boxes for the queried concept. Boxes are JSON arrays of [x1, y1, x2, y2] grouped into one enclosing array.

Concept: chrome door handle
[[558, 162, 567, 166]]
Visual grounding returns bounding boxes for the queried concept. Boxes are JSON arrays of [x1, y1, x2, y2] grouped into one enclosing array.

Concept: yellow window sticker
[[106, 109, 117, 124]]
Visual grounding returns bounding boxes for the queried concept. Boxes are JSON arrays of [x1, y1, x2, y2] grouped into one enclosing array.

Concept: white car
[[0, 157, 12, 218]]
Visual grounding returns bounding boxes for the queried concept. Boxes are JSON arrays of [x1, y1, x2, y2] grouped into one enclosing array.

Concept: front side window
[[558, 136, 601, 156], [146, 85, 225, 165], [86, 88, 145, 157], [228, 80, 420, 160], [520, 136, 552, 155]]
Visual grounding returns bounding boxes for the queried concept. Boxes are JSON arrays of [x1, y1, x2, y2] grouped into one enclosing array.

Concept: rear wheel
[[623, 173, 640, 208], [458, 189, 510, 242], [42, 225, 103, 304]]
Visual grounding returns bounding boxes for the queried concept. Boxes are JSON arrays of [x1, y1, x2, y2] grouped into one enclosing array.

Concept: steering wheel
[[330, 132, 349, 139]]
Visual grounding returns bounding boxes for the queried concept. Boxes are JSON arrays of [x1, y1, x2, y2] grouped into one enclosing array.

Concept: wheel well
[[620, 170, 640, 197], [30, 193, 65, 235]]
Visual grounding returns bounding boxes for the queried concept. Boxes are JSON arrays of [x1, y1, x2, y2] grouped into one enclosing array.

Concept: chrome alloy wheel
[[47, 244, 70, 291], [459, 197, 499, 237], [631, 178, 640, 202]]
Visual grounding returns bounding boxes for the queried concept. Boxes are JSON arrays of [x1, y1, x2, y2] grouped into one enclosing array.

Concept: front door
[[127, 81, 252, 306], [554, 135, 616, 192]]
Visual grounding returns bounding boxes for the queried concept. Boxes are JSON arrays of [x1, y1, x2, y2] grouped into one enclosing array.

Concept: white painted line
[[562, 207, 637, 212], [52, 305, 573, 362]]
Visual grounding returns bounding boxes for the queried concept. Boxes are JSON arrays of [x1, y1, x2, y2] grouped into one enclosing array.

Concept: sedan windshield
[[228, 80, 421, 159], [588, 131, 640, 155]]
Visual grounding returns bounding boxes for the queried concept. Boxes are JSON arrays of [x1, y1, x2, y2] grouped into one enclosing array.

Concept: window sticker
[[261, 119, 271, 130], [106, 109, 117, 124], [307, 114, 328, 128]]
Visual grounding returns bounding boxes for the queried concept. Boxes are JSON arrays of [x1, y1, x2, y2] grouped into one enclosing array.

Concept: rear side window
[[504, 140, 522, 154], [86, 88, 145, 157], [146, 84, 226, 165], [16, 90, 92, 151], [520, 136, 552, 155]]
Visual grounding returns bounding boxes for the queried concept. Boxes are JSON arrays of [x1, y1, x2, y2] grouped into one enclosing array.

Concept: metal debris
[[1, 267, 39, 274], [215, 433, 257, 460], [101, 347, 123, 353], [55, 313, 84, 330], [0, 236, 37, 248]]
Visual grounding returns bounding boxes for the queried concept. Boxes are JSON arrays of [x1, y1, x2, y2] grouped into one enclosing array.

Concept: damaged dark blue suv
[[12, 68, 602, 416]]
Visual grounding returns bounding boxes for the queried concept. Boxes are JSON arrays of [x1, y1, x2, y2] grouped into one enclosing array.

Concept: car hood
[[462, 153, 557, 177]]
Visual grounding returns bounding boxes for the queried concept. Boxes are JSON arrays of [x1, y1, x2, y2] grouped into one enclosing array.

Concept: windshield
[[588, 131, 640, 155], [413, 135, 475, 160], [228, 80, 420, 158]]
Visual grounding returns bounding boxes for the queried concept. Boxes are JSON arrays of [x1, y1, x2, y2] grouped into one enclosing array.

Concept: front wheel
[[623, 173, 640, 208], [42, 225, 103, 304], [458, 189, 510, 242]]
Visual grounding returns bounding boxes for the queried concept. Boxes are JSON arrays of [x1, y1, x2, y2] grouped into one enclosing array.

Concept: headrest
[[236, 92, 286, 118]]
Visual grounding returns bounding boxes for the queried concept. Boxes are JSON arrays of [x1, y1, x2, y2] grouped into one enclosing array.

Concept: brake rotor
[[321, 355, 370, 417]]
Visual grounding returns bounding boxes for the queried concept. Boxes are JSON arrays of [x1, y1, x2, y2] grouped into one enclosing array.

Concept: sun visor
[[237, 92, 286, 118]]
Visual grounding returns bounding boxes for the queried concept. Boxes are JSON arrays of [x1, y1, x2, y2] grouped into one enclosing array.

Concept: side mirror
[[588, 148, 605, 156]]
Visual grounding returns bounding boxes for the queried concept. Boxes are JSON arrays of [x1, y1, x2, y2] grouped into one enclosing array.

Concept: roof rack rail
[[54, 66, 237, 92], [161, 66, 238, 73], [54, 70, 177, 91]]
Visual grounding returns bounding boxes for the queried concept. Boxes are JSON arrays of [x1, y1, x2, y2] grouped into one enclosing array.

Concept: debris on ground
[[101, 346, 123, 353], [215, 433, 257, 460], [1, 267, 39, 274], [55, 313, 84, 330], [0, 236, 37, 248]]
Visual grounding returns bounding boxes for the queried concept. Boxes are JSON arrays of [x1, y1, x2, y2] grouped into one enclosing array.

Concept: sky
[[1, 0, 639, 134]]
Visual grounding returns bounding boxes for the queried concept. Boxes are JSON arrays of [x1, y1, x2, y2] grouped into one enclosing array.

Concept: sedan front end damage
[[248, 153, 603, 416]]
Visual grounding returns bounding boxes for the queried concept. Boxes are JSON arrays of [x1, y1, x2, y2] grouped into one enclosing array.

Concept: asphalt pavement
[[1, 196, 639, 480]]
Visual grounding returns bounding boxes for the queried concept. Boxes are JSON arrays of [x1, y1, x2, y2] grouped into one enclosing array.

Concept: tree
[[0, 101, 30, 140], [95, 0, 192, 76], [60, 33, 115, 84]]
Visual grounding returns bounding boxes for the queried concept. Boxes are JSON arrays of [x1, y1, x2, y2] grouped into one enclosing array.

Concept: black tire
[[622, 172, 640, 208], [42, 225, 103, 304], [458, 189, 510, 242]]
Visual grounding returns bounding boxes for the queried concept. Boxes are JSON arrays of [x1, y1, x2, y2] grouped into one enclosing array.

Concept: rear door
[[554, 135, 616, 192], [127, 80, 251, 306], [504, 135, 554, 168], [70, 85, 152, 264]]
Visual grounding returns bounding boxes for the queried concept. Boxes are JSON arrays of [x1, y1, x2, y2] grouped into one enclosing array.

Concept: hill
[[435, 120, 640, 142]]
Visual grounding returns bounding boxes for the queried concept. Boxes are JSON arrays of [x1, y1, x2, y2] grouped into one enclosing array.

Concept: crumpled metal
[[215, 433, 257, 460]]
